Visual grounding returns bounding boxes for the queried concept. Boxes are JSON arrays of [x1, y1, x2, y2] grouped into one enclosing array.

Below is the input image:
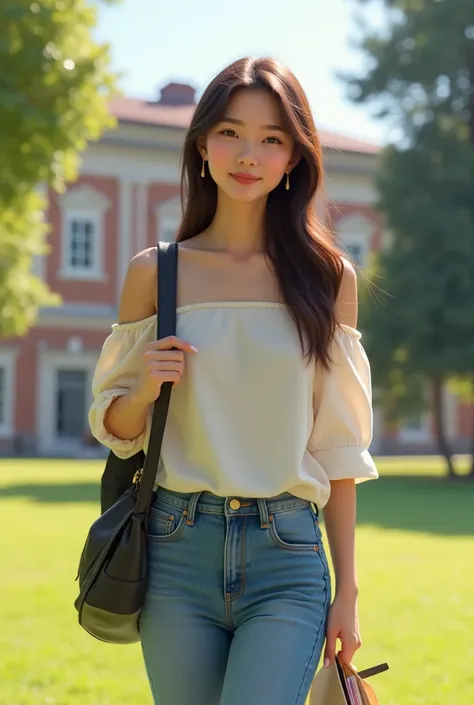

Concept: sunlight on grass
[[0, 457, 473, 704]]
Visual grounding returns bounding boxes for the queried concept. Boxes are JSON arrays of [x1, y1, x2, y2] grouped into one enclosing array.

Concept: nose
[[237, 144, 258, 168]]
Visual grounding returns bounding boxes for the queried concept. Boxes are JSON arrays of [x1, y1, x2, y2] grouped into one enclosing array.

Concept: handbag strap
[[357, 663, 389, 680], [135, 241, 178, 516]]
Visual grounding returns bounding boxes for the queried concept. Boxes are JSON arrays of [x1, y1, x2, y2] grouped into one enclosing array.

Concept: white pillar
[[117, 178, 133, 303], [136, 181, 148, 253]]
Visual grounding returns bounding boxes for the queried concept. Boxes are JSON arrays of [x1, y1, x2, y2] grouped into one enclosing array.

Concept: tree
[[343, 0, 474, 476], [0, 0, 118, 338], [358, 259, 426, 429]]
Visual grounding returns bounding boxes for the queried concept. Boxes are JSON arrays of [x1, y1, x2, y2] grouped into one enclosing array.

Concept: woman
[[89, 56, 378, 705]]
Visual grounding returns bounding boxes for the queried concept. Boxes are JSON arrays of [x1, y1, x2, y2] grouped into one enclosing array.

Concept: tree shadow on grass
[[0, 482, 100, 504], [0, 475, 473, 537], [356, 475, 474, 537]]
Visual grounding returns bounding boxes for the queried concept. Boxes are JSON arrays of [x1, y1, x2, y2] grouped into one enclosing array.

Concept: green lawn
[[0, 457, 473, 704]]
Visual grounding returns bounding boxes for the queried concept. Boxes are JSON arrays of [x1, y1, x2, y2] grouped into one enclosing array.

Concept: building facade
[[0, 83, 470, 456]]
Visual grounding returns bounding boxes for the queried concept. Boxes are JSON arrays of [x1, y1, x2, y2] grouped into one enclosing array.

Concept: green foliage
[[374, 126, 474, 378], [448, 376, 474, 404], [344, 0, 474, 431], [0, 0, 118, 338], [0, 192, 61, 337], [343, 0, 474, 141]]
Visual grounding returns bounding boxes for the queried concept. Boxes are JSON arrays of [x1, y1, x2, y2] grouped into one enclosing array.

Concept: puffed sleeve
[[307, 324, 379, 483], [88, 314, 156, 459]]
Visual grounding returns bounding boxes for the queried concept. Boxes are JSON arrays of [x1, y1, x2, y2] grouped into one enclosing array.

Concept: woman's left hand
[[323, 592, 362, 667]]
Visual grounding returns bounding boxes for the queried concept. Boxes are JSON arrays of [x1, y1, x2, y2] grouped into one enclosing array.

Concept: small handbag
[[74, 241, 178, 644], [309, 654, 389, 705]]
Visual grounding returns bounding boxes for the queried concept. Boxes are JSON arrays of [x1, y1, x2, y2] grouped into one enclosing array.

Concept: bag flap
[[308, 660, 348, 705]]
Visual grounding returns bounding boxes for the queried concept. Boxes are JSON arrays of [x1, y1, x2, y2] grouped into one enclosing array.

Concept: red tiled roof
[[110, 96, 193, 129], [109, 96, 380, 155]]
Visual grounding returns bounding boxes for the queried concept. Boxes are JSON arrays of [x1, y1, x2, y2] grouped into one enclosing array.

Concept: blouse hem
[[88, 389, 147, 459], [310, 446, 378, 482]]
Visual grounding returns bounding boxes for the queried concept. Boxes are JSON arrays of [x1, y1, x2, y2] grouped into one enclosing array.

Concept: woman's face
[[200, 88, 298, 202]]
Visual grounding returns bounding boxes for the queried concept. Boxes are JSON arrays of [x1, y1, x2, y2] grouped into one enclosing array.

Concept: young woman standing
[[89, 56, 378, 705]]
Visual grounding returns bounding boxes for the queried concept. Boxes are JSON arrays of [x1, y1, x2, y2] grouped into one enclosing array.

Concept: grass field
[[1, 456, 473, 704]]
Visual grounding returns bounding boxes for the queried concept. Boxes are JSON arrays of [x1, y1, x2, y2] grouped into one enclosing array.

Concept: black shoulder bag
[[74, 241, 178, 644]]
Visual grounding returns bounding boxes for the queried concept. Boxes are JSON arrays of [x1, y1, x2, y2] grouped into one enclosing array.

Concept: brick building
[[0, 82, 470, 456]]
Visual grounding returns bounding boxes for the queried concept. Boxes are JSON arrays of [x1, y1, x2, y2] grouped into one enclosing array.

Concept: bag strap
[[134, 241, 178, 516], [357, 663, 389, 680]]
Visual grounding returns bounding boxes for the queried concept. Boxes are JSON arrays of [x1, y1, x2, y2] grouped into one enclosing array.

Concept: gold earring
[[285, 171, 290, 191], [201, 158, 206, 178]]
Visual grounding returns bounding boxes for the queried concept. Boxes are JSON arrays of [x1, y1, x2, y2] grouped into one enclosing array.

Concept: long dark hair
[[177, 57, 344, 369]]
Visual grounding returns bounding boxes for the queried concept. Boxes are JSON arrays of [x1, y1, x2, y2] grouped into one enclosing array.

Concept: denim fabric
[[140, 488, 331, 705]]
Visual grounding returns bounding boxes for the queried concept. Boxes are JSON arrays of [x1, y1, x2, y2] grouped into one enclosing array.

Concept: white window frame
[[59, 208, 105, 280], [336, 214, 374, 269], [58, 185, 110, 282], [0, 348, 17, 439]]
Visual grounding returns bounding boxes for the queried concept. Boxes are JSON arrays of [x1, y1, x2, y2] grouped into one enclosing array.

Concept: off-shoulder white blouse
[[88, 302, 378, 508]]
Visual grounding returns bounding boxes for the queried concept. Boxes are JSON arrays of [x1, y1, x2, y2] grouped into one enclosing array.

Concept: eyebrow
[[221, 117, 286, 132]]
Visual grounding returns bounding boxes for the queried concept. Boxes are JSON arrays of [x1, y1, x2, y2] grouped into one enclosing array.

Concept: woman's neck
[[202, 190, 267, 258]]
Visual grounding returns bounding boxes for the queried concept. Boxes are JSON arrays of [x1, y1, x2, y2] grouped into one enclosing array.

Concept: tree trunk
[[431, 377, 456, 478]]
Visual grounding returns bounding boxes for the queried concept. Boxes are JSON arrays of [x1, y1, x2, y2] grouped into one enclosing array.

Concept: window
[[68, 216, 97, 271], [62, 210, 102, 277], [336, 214, 373, 269], [338, 233, 369, 267], [58, 185, 109, 281], [399, 413, 431, 442], [59, 209, 105, 279], [344, 242, 365, 267], [403, 415, 424, 431]]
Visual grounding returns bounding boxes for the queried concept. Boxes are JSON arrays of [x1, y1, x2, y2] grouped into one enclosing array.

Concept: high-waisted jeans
[[139, 487, 331, 705]]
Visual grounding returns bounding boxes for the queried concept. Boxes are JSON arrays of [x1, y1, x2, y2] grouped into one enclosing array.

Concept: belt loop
[[257, 498, 270, 529], [184, 492, 202, 526]]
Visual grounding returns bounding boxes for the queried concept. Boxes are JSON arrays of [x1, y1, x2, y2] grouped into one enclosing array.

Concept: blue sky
[[94, 0, 388, 144]]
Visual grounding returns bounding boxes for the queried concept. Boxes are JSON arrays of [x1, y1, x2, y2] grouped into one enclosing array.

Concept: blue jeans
[[140, 488, 331, 705]]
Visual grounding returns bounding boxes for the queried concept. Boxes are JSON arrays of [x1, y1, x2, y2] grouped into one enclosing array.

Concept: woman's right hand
[[131, 335, 198, 405]]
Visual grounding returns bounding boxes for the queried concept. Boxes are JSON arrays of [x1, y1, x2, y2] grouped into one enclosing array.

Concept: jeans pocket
[[268, 505, 320, 551], [147, 505, 186, 541]]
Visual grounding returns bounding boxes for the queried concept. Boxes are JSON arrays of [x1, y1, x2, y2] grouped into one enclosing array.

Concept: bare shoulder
[[335, 256, 358, 329], [118, 247, 157, 324]]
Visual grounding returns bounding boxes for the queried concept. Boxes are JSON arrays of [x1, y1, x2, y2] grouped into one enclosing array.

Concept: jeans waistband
[[153, 487, 317, 528]]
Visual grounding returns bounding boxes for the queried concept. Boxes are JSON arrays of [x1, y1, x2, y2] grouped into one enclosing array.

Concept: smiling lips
[[230, 172, 261, 186]]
